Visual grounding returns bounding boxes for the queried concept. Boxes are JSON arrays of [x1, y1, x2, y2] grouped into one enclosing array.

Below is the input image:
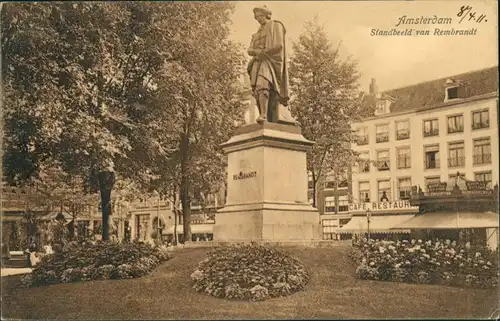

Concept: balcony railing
[[424, 159, 440, 169], [325, 206, 336, 213], [396, 129, 410, 140], [357, 135, 369, 145], [423, 128, 439, 137], [472, 121, 489, 130], [397, 156, 411, 169], [338, 205, 349, 212], [448, 156, 465, 168], [376, 132, 389, 143], [377, 159, 390, 171], [473, 153, 492, 165], [447, 125, 464, 134]]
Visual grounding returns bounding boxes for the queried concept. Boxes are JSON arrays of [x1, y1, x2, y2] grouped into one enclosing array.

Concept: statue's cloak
[[247, 20, 290, 106]]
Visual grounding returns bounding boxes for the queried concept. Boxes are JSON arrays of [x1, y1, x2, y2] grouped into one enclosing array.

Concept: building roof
[[363, 66, 498, 115]]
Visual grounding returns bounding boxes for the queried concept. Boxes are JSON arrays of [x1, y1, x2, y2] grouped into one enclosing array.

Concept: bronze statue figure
[[247, 6, 295, 124]]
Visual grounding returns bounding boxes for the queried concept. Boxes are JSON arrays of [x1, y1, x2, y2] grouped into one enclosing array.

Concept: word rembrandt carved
[[233, 171, 257, 180]]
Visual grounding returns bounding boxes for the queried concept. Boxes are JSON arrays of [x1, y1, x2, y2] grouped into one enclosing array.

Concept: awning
[[339, 214, 414, 234], [392, 211, 499, 229], [163, 224, 214, 235]]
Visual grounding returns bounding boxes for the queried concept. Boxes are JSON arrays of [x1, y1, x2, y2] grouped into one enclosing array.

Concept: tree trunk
[[172, 184, 178, 245], [98, 171, 116, 241], [180, 179, 191, 243], [179, 132, 191, 243]]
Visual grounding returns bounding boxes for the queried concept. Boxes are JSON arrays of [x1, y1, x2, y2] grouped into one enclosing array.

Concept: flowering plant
[[22, 241, 173, 287], [190, 244, 309, 301], [350, 238, 498, 288]]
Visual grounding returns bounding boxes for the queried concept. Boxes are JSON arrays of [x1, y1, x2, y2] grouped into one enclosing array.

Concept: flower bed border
[[349, 238, 499, 289], [190, 243, 309, 301], [20, 241, 173, 287]]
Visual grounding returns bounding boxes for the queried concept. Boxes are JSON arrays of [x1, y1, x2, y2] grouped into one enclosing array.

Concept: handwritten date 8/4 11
[[457, 6, 487, 23]]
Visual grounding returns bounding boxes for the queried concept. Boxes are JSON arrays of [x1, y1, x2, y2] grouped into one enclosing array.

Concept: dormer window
[[445, 78, 460, 101], [447, 86, 458, 100], [377, 102, 385, 113], [374, 94, 395, 116]]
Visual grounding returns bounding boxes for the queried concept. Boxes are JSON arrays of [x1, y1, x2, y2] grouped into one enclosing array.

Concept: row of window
[[423, 138, 491, 170], [357, 122, 409, 145], [358, 178, 412, 203], [357, 137, 492, 173], [324, 196, 349, 213], [358, 171, 493, 203], [357, 109, 490, 145], [307, 174, 349, 190]]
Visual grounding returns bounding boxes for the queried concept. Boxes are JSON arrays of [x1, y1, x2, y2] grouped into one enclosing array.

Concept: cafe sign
[[349, 201, 419, 212]]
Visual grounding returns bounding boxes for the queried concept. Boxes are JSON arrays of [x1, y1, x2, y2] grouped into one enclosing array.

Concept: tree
[[144, 2, 245, 243], [2, 2, 158, 240], [289, 18, 366, 207], [2, 2, 243, 241]]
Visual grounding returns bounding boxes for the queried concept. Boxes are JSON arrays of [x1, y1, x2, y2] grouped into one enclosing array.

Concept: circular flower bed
[[191, 244, 309, 301], [349, 238, 499, 288], [20, 240, 173, 287]]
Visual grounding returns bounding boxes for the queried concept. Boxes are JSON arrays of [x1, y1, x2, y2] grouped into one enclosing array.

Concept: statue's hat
[[253, 6, 272, 16]]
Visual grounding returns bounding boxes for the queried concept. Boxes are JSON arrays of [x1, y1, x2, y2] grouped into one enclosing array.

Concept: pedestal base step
[[214, 203, 322, 242]]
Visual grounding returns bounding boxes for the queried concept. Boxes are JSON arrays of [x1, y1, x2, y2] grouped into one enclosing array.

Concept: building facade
[[352, 66, 498, 204], [1, 182, 102, 249], [308, 171, 353, 240], [345, 66, 498, 236], [126, 186, 226, 243]]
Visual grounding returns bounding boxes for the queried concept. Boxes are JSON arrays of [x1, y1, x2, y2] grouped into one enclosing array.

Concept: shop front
[[392, 177, 499, 250], [339, 200, 419, 240], [163, 223, 214, 243]]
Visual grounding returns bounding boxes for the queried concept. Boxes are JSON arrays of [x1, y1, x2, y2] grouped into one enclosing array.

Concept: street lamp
[[366, 208, 371, 241]]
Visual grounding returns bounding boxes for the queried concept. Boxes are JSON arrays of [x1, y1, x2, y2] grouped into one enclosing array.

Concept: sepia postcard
[[1, 0, 498, 320]]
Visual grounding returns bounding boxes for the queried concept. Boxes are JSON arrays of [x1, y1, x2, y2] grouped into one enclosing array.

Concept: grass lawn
[[1, 245, 498, 319]]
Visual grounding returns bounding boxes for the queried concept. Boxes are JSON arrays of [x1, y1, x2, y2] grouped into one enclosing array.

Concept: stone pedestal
[[214, 122, 321, 242]]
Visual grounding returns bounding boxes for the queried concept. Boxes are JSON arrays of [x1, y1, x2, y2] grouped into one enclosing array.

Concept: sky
[[229, 0, 498, 92]]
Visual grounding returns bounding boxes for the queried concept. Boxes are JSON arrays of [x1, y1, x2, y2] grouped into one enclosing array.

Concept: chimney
[[369, 78, 378, 95]]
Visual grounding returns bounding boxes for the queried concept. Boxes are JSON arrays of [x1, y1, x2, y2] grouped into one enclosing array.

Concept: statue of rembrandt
[[247, 6, 295, 124]]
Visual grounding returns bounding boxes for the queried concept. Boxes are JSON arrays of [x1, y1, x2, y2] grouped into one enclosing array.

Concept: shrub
[[22, 241, 172, 287], [191, 244, 309, 301], [350, 238, 499, 289], [249, 284, 269, 301]]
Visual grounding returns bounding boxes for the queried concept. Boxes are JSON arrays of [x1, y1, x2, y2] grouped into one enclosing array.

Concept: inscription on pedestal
[[233, 171, 257, 180]]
